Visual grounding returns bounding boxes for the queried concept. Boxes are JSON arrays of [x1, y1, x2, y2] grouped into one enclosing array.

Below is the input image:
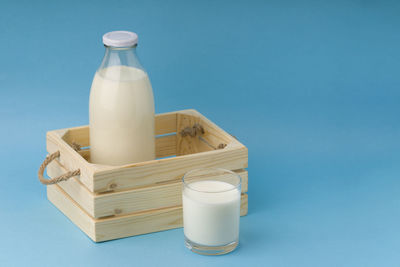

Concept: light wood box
[[45, 109, 248, 242]]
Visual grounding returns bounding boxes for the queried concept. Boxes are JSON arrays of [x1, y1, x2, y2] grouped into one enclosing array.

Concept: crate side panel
[[62, 126, 90, 147], [96, 194, 248, 242], [47, 185, 248, 242], [49, 159, 248, 218], [94, 169, 248, 218], [93, 145, 248, 193], [178, 109, 235, 145], [47, 131, 96, 191], [155, 134, 177, 158], [47, 185, 96, 242], [95, 206, 183, 242], [155, 112, 177, 135], [176, 113, 204, 155], [47, 160, 95, 217]]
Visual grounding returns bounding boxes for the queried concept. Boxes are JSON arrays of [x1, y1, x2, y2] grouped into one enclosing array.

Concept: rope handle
[[38, 151, 80, 185]]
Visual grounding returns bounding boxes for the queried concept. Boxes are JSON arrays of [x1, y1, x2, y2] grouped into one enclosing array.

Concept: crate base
[[47, 184, 248, 242]]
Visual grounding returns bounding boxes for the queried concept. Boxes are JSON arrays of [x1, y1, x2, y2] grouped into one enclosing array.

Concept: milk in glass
[[183, 180, 241, 246]]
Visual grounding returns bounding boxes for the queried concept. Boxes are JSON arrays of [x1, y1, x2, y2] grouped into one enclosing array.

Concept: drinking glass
[[182, 168, 241, 255]]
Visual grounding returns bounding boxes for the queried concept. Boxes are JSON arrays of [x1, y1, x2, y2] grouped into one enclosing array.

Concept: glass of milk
[[182, 168, 242, 255], [89, 31, 155, 166]]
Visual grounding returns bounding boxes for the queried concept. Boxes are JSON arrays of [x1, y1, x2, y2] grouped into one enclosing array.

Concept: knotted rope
[[180, 123, 205, 137], [38, 143, 81, 185], [180, 123, 227, 150]]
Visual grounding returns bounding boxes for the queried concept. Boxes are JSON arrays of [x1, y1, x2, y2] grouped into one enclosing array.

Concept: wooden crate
[[43, 109, 248, 242]]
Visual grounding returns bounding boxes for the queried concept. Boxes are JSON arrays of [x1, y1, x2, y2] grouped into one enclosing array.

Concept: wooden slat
[[183, 109, 235, 146], [47, 159, 248, 218], [175, 110, 244, 154], [47, 160, 94, 217], [47, 184, 248, 242], [155, 134, 176, 158], [155, 112, 177, 135], [47, 184, 96, 240], [93, 144, 247, 193], [176, 113, 202, 155], [47, 130, 97, 191], [78, 149, 90, 161], [62, 126, 90, 147]]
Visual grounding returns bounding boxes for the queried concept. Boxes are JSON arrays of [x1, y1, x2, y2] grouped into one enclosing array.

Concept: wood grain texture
[[183, 109, 236, 147], [47, 160, 95, 217], [93, 144, 247, 193], [62, 126, 90, 147], [176, 113, 202, 155], [155, 112, 177, 135], [47, 130, 97, 191], [48, 159, 248, 218], [47, 185, 248, 242], [47, 184, 96, 241], [155, 134, 177, 158]]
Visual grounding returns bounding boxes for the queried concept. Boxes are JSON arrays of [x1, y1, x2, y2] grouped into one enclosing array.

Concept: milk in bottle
[[89, 31, 155, 165]]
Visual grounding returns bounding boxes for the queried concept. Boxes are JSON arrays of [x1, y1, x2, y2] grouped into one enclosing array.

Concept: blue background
[[0, 0, 399, 266]]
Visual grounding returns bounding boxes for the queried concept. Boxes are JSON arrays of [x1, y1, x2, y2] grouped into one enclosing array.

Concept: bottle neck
[[98, 45, 144, 71]]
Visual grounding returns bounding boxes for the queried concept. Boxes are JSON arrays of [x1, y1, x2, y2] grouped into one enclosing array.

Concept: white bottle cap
[[102, 31, 138, 47]]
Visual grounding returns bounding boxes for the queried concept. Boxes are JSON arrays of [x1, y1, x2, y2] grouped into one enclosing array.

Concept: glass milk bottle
[[89, 31, 155, 166]]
